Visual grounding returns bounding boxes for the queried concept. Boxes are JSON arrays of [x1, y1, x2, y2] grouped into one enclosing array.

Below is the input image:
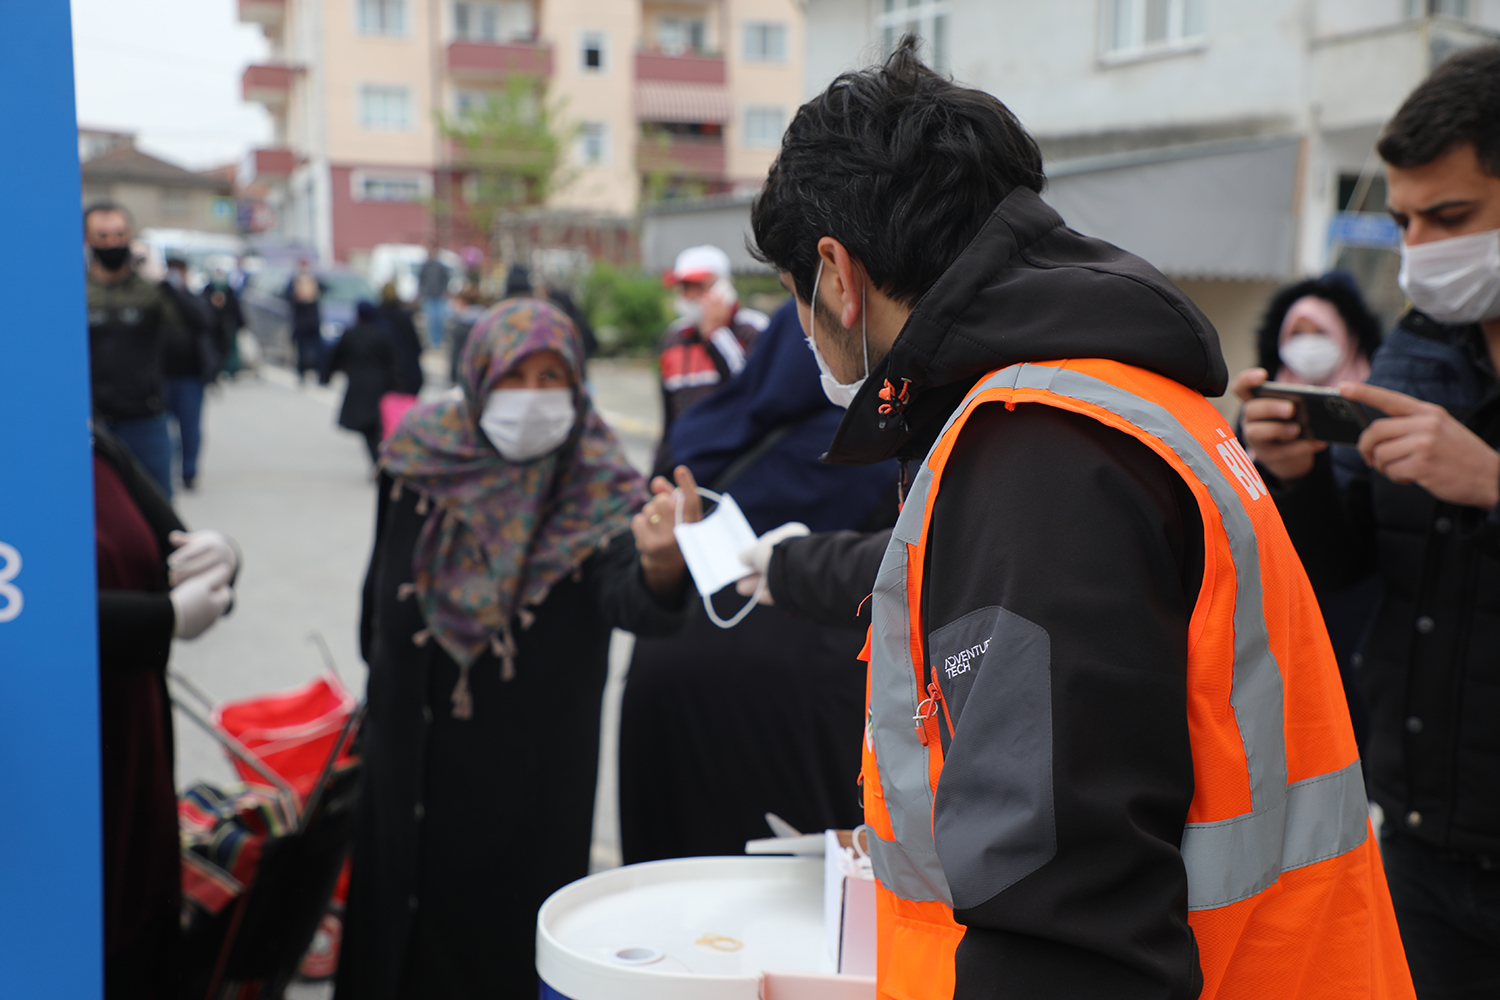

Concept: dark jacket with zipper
[[87, 271, 178, 419], [770, 185, 1226, 999], [1266, 310, 1500, 857]]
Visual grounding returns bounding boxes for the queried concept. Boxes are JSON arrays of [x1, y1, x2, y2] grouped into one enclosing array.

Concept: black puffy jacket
[[1268, 310, 1500, 857]]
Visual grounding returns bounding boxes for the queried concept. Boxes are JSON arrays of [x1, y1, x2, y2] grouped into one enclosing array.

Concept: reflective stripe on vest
[[867, 361, 1369, 911]]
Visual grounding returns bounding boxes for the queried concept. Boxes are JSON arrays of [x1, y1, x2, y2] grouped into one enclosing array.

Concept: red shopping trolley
[[171, 646, 363, 1000]]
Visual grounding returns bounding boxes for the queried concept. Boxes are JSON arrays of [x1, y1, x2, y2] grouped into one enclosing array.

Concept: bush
[[579, 262, 671, 355]]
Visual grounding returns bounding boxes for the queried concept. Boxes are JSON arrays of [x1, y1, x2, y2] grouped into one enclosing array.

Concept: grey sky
[[71, 0, 271, 170]]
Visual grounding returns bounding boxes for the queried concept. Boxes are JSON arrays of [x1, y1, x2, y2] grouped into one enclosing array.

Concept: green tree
[[434, 74, 575, 248]]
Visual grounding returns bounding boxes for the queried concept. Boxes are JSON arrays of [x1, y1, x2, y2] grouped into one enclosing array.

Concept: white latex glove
[[170, 563, 233, 639], [168, 530, 239, 587], [735, 522, 810, 605]]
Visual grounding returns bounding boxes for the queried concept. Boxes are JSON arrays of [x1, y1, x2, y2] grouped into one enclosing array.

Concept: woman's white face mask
[[1398, 227, 1500, 325], [1278, 333, 1344, 383], [479, 388, 575, 462]]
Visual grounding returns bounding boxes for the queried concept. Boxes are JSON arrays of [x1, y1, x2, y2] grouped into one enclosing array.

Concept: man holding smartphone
[[1235, 45, 1500, 998]]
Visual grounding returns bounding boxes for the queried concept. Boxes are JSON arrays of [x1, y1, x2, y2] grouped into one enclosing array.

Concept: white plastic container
[[537, 856, 845, 1000]]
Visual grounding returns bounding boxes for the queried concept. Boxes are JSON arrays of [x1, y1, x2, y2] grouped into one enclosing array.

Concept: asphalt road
[[168, 353, 661, 996]]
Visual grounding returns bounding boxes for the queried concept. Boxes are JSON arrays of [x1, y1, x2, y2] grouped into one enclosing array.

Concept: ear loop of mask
[[674, 486, 766, 629], [810, 264, 871, 387]]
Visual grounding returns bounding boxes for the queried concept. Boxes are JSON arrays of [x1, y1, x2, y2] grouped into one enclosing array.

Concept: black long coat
[[337, 475, 689, 1000], [322, 323, 395, 433]]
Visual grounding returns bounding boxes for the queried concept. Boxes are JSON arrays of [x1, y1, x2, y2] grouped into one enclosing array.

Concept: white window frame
[[743, 21, 787, 63], [350, 169, 431, 203], [743, 106, 786, 148], [357, 0, 408, 37], [875, 0, 950, 73], [452, 0, 535, 43], [1100, 0, 1207, 63], [577, 122, 610, 167], [580, 31, 608, 73], [358, 84, 414, 130]]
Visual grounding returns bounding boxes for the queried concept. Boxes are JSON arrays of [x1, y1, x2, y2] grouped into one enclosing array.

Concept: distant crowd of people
[[87, 38, 1500, 1000]]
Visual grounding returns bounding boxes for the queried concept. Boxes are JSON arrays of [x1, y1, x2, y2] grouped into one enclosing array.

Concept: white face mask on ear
[[1398, 227, 1500, 325], [805, 264, 869, 409], [479, 388, 575, 462]]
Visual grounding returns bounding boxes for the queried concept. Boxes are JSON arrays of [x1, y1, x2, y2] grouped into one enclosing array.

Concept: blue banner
[[1328, 211, 1402, 250], [0, 3, 103, 997]]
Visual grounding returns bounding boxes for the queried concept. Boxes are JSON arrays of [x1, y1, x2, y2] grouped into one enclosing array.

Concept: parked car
[[240, 265, 377, 367]]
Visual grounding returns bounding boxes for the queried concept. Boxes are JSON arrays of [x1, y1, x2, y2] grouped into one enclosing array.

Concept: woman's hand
[[632, 465, 703, 600]]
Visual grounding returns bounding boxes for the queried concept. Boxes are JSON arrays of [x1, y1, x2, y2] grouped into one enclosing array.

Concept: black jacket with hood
[[770, 186, 1227, 1000]]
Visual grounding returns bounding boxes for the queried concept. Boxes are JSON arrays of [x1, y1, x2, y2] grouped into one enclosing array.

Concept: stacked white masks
[[479, 388, 576, 462], [1398, 227, 1500, 325]]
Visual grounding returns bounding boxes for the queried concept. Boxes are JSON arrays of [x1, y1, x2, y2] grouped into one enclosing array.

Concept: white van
[[366, 243, 466, 302]]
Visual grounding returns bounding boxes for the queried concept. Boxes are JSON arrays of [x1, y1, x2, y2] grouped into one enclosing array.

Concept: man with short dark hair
[[1236, 44, 1500, 998], [749, 40, 1412, 1000], [84, 202, 178, 497]]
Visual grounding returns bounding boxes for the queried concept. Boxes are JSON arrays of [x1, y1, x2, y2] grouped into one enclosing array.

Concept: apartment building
[[238, 0, 803, 268], [799, 0, 1500, 392]]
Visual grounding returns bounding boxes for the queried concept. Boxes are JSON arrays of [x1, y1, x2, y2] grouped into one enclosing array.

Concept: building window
[[1102, 0, 1205, 58], [353, 172, 428, 202], [656, 16, 707, 56], [161, 188, 191, 220], [578, 122, 609, 166], [359, 85, 413, 129], [744, 106, 786, 148], [1405, 0, 1470, 16], [452, 1, 535, 42], [455, 89, 491, 118], [581, 31, 607, 72], [744, 22, 787, 63], [877, 0, 949, 73], [357, 0, 406, 36]]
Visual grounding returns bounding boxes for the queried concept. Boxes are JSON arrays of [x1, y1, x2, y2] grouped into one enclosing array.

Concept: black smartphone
[[1249, 381, 1371, 445]]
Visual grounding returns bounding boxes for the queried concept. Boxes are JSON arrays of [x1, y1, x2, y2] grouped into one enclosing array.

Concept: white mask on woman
[[479, 388, 575, 462], [1278, 333, 1344, 383], [1398, 227, 1500, 325]]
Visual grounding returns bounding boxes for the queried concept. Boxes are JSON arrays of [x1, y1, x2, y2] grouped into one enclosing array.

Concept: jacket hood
[[825, 186, 1226, 464]]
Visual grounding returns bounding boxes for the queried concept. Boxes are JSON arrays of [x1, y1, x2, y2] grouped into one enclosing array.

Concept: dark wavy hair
[[1255, 273, 1383, 374], [1378, 44, 1500, 177], [750, 36, 1044, 307]]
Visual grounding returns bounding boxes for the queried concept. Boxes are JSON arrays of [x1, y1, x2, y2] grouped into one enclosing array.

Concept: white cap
[[665, 244, 732, 286]]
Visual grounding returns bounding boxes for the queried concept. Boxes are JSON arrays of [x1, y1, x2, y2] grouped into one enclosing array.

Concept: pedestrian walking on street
[[417, 239, 450, 350], [337, 298, 695, 1000], [159, 258, 217, 490], [378, 281, 424, 397], [321, 301, 396, 465], [285, 259, 326, 381], [84, 202, 180, 497], [206, 266, 246, 378], [94, 425, 238, 998]]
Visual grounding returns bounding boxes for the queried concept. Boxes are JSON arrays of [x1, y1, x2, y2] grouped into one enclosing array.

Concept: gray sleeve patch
[[931, 605, 1056, 911]]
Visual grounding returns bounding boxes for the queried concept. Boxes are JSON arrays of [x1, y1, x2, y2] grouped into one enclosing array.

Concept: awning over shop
[[1043, 135, 1301, 281], [635, 80, 734, 124]]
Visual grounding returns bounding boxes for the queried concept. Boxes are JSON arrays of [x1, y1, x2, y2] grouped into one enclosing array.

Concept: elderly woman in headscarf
[[337, 298, 698, 1000]]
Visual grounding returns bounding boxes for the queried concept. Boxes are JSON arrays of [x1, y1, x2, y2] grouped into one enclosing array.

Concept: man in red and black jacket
[[653, 244, 767, 476]]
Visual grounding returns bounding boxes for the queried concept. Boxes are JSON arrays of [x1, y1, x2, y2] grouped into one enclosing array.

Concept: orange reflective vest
[[859, 358, 1413, 1000]]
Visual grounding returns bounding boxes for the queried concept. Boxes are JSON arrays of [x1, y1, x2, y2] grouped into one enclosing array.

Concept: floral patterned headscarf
[[382, 298, 648, 717]]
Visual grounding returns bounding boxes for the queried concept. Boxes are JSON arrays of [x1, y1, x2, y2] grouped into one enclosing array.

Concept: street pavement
[[169, 352, 661, 997]]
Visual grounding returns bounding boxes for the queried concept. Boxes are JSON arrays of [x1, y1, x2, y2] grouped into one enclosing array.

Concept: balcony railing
[[242, 64, 298, 107], [446, 40, 553, 80], [634, 51, 726, 84], [238, 0, 285, 28], [250, 147, 298, 180], [636, 135, 726, 179]]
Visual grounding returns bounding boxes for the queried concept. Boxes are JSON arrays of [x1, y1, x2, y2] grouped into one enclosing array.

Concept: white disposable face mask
[[478, 388, 575, 462], [673, 276, 737, 327], [805, 264, 868, 409], [1398, 227, 1500, 325], [1279, 333, 1344, 383]]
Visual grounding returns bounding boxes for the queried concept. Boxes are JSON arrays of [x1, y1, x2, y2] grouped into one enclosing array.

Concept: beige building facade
[[240, 0, 802, 266]]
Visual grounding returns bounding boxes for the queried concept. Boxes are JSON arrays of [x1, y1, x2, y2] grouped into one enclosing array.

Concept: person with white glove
[[170, 562, 234, 639], [734, 521, 810, 605], [167, 529, 240, 587]]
